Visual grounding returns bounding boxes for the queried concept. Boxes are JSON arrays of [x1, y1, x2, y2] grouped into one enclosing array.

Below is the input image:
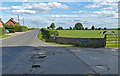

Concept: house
[[6, 18, 18, 26], [0, 18, 4, 28]]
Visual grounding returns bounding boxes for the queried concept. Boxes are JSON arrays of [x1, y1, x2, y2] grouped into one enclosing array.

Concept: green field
[[58, 30, 119, 48], [58, 30, 119, 38]]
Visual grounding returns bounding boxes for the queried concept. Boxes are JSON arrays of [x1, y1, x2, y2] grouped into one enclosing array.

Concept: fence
[[105, 34, 119, 48]]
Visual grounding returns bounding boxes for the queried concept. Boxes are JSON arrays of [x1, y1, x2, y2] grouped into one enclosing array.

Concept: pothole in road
[[94, 65, 109, 73], [32, 64, 41, 68], [32, 51, 47, 59]]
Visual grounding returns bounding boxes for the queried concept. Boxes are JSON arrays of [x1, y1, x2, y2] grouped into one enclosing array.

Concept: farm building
[[6, 18, 18, 26], [0, 18, 4, 28]]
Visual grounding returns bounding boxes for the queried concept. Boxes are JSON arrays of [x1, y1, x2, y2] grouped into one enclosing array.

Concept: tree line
[[47, 22, 109, 30]]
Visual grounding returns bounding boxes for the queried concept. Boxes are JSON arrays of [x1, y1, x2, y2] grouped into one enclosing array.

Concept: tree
[[47, 27, 50, 29], [98, 27, 102, 30], [91, 26, 95, 30], [69, 27, 72, 30], [74, 22, 84, 30], [104, 27, 107, 30], [85, 27, 88, 30], [50, 23, 55, 29], [56, 26, 63, 30]]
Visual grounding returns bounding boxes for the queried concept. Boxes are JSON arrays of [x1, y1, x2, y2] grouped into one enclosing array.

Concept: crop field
[[58, 30, 120, 48]]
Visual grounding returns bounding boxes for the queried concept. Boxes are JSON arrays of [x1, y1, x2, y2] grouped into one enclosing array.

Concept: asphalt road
[[0, 30, 118, 75]]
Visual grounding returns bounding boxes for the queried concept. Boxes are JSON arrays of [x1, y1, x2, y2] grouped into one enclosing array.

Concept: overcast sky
[[0, 0, 119, 28]]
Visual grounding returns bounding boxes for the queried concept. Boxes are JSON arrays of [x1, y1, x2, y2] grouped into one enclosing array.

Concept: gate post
[[104, 34, 107, 46]]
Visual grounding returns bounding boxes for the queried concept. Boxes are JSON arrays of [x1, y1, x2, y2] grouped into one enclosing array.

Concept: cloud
[[12, 9, 36, 14], [0, 7, 10, 10], [91, 0, 119, 2], [93, 10, 118, 18], [103, 7, 113, 10], [85, 2, 118, 9], [46, 15, 80, 18], [1, 2, 69, 14], [85, 4, 100, 8], [72, 10, 86, 13]]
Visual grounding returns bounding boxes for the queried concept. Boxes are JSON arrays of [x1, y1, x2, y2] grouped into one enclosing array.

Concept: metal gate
[[105, 34, 119, 48]]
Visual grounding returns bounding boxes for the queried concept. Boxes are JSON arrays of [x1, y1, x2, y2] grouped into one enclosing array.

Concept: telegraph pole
[[23, 17, 24, 26], [18, 14, 19, 24]]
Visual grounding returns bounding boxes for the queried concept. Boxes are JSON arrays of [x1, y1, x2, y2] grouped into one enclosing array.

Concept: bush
[[8, 29, 15, 33], [41, 28, 59, 40], [98, 27, 102, 30], [41, 28, 51, 39], [50, 30, 59, 36], [28, 28, 40, 30], [85, 27, 88, 30], [14, 26, 28, 32], [3, 23, 28, 32], [20, 26, 28, 32], [0, 27, 5, 35], [14, 26, 21, 32]]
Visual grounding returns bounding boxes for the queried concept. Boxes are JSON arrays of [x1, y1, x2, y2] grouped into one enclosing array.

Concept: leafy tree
[[91, 26, 95, 30], [98, 27, 102, 30], [56, 26, 63, 30], [85, 27, 88, 30], [47, 27, 50, 29], [69, 27, 72, 30], [118, 28, 120, 30], [104, 27, 107, 30], [74, 22, 84, 30], [50, 23, 55, 29]]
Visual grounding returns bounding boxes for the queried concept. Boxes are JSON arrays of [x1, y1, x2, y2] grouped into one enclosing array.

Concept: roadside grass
[[0, 34, 11, 39]]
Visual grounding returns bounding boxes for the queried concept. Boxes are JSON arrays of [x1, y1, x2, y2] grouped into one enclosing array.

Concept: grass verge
[[0, 34, 11, 39]]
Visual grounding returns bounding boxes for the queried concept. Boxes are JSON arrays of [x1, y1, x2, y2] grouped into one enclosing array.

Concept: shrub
[[0, 27, 5, 35], [28, 28, 40, 30], [50, 30, 59, 36], [20, 26, 28, 32], [98, 27, 102, 30], [8, 29, 15, 33], [41, 28, 51, 39], [104, 27, 107, 30], [41, 28, 59, 40], [85, 27, 88, 30], [14, 26, 21, 32], [56, 26, 63, 30]]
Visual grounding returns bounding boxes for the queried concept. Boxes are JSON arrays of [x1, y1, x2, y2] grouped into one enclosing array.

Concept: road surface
[[0, 30, 118, 75]]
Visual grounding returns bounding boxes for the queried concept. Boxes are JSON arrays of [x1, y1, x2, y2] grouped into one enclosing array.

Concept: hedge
[[3, 23, 28, 32], [19, 26, 28, 32], [0, 27, 5, 35], [40, 28, 59, 40], [7, 29, 15, 33]]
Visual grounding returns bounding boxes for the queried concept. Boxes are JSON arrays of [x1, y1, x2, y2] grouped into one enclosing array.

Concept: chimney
[[11, 18, 13, 20]]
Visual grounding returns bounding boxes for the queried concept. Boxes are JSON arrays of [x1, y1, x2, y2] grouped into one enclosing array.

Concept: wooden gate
[[105, 34, 119, 48]]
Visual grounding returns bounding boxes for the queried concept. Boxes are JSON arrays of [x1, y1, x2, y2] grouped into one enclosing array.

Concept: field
[[58, 30, 119, 38], [58, 30, 119, 48]]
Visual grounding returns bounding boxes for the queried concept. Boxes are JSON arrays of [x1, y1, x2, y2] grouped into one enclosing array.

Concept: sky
[[0, 0, 119, 29]]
